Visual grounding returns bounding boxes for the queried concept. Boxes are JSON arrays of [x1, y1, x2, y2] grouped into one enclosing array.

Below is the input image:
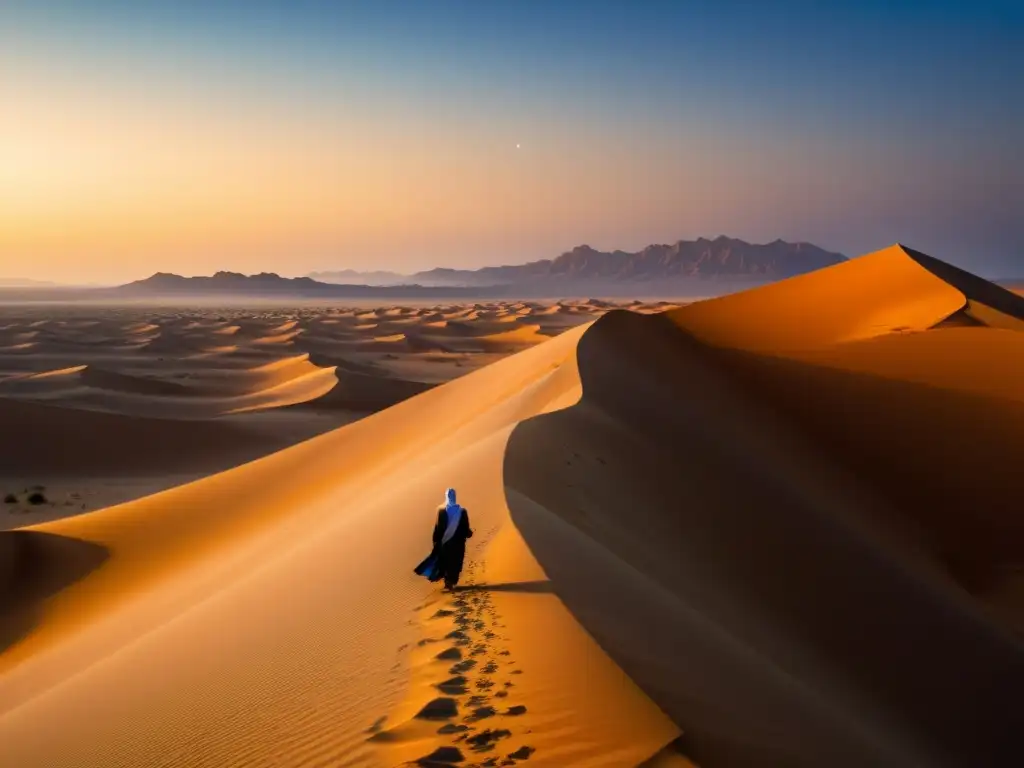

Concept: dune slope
[[0, 321, 679, 768], [504, 245, 1024, 767], [3, 248, 1021, 767], [0, 399, 289, 476], [505, 310, 1024, 767], [1, 301, 620, 522]]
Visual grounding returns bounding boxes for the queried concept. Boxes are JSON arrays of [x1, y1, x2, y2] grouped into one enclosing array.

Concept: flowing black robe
[[429, 506, 473, 586]]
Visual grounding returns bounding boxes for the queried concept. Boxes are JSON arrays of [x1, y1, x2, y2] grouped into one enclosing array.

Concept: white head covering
[[441, 487, 463, 544]]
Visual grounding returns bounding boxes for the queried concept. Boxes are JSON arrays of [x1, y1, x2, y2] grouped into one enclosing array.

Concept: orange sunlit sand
[[0, 299, 648, 520], [2, 246, 1024, 766]]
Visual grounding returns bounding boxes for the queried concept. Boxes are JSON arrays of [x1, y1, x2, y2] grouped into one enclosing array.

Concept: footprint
[[436, 676, 469, 695], [414, 745, 465, 766], [508, 746, 535, 760], [466, 728, 512, 752], [450, 660, 477, 674], [435, 647, 462, 661], [366, 715, 387, 734], [504, 705, 527, 716], [415, 698, 459, 721], [437, 723, 470, 735], [481, 662, 498, 675], [467, 706, 496, 721]]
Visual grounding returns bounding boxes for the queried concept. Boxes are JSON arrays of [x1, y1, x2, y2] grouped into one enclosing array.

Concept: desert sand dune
[[268, 319, 300, 334], [187, 344, 242, 358], [3, 365, 198, 403], [503, 313, 1023, 767], [252, 329, 303, 345], [962, 299, 1024, 330], [498, 247, 1024, 766], [0, 355, 339, 417], [231, 354, 330, 392], [125, 322, 161, 334], [425, 324, 552, 355], [477, 324, 550, 346], [0, 398, 292, 477], [0, 318, 683, 767], [27, 276, 1018, 766], [0, 342, 38, 353], [5, 330, 41, 341], [292, 369, 434, 412], [667, 244, 969, 351], [0, 301, 610, 524], [80, 366, 197, 398], [791, 326, 1024, 402], [0, 397, 310, 521]]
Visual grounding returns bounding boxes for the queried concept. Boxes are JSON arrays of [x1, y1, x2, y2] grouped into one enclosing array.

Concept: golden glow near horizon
[[0, 2, 1019, 282], [0, 57, 843, 283]]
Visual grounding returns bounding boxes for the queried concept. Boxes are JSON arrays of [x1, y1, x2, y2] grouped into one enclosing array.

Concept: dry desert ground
[[0, 298, 664, 525], [3, 248, 1024, 768]]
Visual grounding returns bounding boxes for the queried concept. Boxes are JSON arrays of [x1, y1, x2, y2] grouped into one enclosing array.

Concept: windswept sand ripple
[[9, 256, 1019, 767]]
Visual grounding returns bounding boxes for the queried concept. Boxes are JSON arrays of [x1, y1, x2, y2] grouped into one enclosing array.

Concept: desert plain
[[0, 297, 659, 525], [2, 245, 1024, 767]]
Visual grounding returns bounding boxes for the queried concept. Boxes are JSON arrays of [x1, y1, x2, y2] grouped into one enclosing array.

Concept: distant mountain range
[[113, 271, 493, 298], [305, 268, 412, 286], [0, 237, 848, 300], [309, 237, 847, 287]]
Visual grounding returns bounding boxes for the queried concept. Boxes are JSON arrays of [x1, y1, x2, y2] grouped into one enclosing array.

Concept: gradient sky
[[1, 0, 1021, 283]]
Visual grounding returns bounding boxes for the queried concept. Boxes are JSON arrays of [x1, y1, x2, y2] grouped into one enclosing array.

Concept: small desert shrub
[[3, 493, 16, 504], [26, 492, 47, 506]]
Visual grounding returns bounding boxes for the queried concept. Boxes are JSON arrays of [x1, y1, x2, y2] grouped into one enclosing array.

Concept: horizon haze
[[1, 1, 1021, 284]]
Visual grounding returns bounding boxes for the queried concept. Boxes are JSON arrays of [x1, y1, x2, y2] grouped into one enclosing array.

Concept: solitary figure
[[433, 488, 473, 591]]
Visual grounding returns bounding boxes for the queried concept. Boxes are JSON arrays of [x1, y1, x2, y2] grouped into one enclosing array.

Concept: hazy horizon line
[[1, 233, 850, 286]]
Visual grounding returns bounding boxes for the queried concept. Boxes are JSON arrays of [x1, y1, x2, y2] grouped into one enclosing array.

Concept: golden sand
[[3, 250, 1024, 766]]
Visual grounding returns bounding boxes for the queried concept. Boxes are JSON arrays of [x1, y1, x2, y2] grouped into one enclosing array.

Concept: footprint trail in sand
[[384, 558, 536, 767]]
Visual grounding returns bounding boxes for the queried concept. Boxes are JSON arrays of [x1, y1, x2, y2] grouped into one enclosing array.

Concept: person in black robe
[[432, 487, 473, 590]]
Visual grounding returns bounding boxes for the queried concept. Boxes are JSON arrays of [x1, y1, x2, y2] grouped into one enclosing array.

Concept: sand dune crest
[[5, 269, 1017, 767]]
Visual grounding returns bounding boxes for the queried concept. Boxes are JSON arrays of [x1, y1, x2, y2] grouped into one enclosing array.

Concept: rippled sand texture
[[1, 300, 672, 524], [3, 247, 1023, 767]]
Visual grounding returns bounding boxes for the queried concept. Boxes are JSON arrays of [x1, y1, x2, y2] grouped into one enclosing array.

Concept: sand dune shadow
[[455, 580, 553, 594], [0, 530, 109, 656], [503, 307, 1024, 767]]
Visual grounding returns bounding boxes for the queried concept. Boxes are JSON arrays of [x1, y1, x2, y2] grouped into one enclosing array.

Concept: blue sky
[[1, 0, 1020, 279]]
